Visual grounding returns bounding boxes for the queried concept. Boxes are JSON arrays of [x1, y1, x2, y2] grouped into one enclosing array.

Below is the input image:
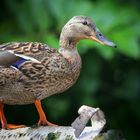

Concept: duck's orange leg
[[34, 100, 57, 126], [0, 102, 7, 129], [0, 102, 25, 129]]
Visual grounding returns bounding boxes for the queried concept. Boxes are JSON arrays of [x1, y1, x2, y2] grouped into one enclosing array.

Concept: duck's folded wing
[[0, 42, 58, 80], [0, 49, 46, 80], [0, 48, 71, 83], [0, 42, 57, 61]]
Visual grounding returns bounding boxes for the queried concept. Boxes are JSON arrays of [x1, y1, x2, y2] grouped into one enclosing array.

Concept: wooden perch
[[0, 105, 106, 140]]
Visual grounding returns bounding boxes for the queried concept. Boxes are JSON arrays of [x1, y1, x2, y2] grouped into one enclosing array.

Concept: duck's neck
[[59, 36, 81, 74]]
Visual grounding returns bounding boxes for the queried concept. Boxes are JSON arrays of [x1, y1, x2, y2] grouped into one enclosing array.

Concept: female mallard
[[0, 16, 116, 129]]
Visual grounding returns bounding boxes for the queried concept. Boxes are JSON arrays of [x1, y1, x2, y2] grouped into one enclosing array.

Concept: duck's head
[[59, 16, 116, 49]]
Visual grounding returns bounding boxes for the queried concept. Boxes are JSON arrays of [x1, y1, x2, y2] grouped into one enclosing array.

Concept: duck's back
[[0, 42, 75, 105], [0, 42, 57, 61]]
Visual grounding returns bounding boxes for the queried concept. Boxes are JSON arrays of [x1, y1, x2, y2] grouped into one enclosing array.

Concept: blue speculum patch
[[12, 58, 27, 68]]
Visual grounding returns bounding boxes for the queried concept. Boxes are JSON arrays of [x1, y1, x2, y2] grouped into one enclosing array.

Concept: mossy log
[[0, 105, 106, 140]]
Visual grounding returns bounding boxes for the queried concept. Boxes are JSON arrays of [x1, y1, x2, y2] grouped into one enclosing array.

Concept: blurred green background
[[0, 0, 140, 139]]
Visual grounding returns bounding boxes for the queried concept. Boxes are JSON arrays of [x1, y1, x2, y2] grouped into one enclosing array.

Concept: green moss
[[47, 132, 61, 140]]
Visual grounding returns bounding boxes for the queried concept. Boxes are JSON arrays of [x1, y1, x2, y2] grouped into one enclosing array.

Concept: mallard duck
[[0, 16, 116, 129]]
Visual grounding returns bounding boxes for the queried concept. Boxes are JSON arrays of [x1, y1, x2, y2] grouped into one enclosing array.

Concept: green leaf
[[44, 34, 59, 49], [112, 25, 140, 59]]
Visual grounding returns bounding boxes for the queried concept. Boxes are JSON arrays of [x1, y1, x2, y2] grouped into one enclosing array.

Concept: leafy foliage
[[0, 0, 140, 139]]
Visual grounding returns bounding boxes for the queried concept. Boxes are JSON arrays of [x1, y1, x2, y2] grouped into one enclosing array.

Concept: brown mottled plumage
[[0, 16, 116, 129], [0, 42, 76, 104]]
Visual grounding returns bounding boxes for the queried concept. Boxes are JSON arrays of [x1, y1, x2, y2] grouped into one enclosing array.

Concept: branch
[[0, 105, 106, 140]]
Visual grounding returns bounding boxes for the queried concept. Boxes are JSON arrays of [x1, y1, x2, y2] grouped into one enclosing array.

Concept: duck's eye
[[83, 21, 88, 25]]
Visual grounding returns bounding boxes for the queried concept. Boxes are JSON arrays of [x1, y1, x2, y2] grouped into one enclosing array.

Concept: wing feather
[[0, 42, 71, 83]]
